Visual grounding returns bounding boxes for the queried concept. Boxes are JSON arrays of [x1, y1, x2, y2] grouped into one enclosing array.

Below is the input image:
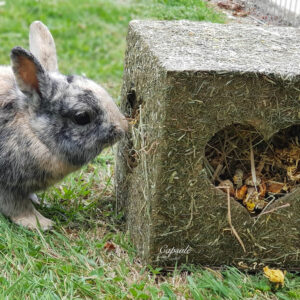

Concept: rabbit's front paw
[[11, 208, 53, 230], [29, 193, 40, 205], [29, 193, 51, 207]]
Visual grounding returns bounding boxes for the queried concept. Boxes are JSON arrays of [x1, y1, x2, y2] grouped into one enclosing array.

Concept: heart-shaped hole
[[204, 123, 300, 215]]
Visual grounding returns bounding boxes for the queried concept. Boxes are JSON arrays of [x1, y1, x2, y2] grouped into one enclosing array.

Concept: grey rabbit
[[0, 21, 128, 230]]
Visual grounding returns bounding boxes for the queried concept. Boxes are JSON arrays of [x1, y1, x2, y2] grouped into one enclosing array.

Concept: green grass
[[0, 0, 299, 299], [0, 0, 223, 98]]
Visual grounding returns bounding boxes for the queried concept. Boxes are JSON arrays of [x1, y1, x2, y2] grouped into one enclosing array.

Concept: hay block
[[116, 20, 300, 269]]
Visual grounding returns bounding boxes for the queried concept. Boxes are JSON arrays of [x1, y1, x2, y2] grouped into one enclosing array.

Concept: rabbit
[[0, 21, 128, 230]]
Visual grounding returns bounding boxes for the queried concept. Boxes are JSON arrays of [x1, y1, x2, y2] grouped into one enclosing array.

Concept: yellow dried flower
[[263, 266, 286, 288]]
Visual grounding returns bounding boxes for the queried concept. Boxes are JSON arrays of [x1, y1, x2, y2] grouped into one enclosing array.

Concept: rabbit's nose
[[113, 116, 128, 137], [119, 117, 128, 133]]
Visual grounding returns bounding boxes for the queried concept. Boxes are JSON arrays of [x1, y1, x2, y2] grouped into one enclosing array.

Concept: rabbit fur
[[0, 21, 127, 230]]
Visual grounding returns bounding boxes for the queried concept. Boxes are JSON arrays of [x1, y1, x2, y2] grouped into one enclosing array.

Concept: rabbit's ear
[[11, 47, 49, 98], [29, 21, 58, 72]]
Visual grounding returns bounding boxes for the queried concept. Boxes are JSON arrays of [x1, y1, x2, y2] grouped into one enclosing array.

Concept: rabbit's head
[[10, 21, 127, 166]]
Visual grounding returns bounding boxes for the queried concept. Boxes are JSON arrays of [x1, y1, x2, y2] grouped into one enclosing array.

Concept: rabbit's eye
[[73, 112, 91, 125]]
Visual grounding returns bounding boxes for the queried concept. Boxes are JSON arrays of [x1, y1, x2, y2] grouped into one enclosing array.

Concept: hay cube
[[116, 20, 300, 269]]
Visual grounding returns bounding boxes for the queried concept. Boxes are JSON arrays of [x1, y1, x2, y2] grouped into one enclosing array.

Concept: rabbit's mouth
[[107, 125, 126, 145], [99, 124, 126, 149]]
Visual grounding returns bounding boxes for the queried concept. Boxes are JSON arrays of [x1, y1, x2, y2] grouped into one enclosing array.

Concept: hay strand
[[258, 203, 291, 217], [217, 186, 246, 253]]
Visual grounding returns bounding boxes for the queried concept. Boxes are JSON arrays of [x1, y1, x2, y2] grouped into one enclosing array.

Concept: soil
[[207, 0, 293, 26]]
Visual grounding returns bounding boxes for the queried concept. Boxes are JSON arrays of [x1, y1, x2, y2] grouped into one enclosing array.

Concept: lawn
[[0, 0, 299, 299]]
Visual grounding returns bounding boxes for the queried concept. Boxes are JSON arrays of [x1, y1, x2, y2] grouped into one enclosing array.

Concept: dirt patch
[[207, 0, 293, 26]]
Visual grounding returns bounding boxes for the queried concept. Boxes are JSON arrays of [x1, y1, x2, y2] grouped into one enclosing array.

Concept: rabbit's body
[[0, 22, 127, 229]]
